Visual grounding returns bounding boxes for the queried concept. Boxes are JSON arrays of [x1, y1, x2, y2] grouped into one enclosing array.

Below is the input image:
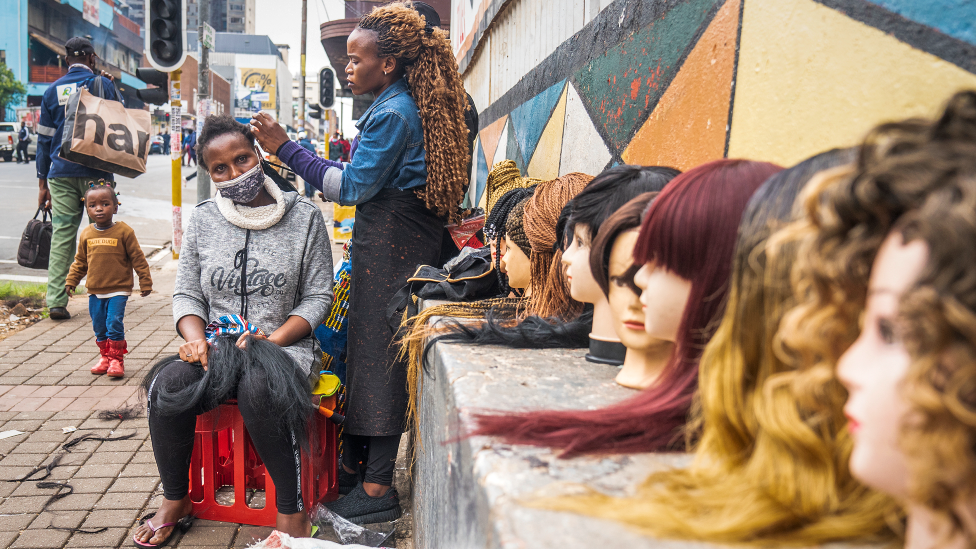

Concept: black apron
[[345, 187, 443, 436]]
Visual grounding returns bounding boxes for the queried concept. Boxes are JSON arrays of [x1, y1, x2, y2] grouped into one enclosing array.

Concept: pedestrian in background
[[16, 124, 30, 163], [329, 131, 343, 161], [183, 130, 197, 167], [339, 133, 351, 162], [65, 183, 153, 378], [297, 131, 317, 198], [35, 36, 123, 321], [161, 131, 170, 154]]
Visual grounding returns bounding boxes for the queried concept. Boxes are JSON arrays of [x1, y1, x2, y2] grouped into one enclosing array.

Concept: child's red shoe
[[106, 340, 127, 378], [91, 340, 111, 375]]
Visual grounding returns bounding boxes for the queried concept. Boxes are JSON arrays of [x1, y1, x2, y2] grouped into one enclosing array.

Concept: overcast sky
[[254, 0, 346, 80]]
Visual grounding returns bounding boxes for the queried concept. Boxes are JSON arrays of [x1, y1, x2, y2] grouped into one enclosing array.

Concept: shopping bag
[[59, 79, 151, 178], [17, 208, 52, 269]]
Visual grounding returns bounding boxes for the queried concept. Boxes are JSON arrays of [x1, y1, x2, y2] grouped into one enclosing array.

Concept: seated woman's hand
[[179, 339, 210, 370], [236, 332, 268, 350]]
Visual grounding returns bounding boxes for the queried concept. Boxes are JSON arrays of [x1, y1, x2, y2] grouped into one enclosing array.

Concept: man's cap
[[65, 37, 96, 57], [412, 2, 441, 30]]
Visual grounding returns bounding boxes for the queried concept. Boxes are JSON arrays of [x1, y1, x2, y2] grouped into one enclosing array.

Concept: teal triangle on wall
[[508, 80, 566, 167], [474, 140, 488, 207], [506, 117, 527, 175]]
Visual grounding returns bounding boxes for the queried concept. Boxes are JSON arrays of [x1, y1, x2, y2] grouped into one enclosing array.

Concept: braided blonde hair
[[358, 2, 470, 221]]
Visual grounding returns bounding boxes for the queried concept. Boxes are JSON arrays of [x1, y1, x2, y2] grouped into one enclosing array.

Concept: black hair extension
[[144, 336, 316, 450], [422, 306, 594, 365], [96, 404, 141, 421], [564, 165, 680, 245]]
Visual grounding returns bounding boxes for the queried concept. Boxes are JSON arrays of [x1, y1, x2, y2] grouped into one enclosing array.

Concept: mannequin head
[[782, 90, 976, 546], [484, 162, 539, 295], [502, 195, 533, 290], [522, 173, 593, 320], [837, 231, 927, 498], [590, 192, 675, 388], [474, 158, 781, 456], [561, 165, 679, 304]]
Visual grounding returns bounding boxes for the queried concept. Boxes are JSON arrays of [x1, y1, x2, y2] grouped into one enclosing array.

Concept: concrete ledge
[[413, 333, 888, 549]]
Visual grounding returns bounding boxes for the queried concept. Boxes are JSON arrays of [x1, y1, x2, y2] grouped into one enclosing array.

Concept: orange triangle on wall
[[479, 116, 508, 172], [622, 0, 740, 170]]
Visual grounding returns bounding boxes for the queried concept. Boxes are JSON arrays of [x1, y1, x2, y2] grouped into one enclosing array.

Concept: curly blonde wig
[[358, 2, 470, 221], [775, 90, 976, 542]]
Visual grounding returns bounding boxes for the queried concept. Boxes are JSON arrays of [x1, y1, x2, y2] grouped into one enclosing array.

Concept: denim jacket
[[325, 78, 426, 205]]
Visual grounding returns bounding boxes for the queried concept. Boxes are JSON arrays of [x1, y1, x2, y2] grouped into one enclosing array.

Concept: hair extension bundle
[[96, 404, 142, 421], [144, 336, 316, 450], [423, 306, 594, 364]]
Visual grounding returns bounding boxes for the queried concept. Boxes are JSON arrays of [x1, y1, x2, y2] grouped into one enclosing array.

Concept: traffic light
[[135, 68, 170, 105], [146, 0, 187, 71], [319, 68, 334, 108], [308, 103, 322, 120]]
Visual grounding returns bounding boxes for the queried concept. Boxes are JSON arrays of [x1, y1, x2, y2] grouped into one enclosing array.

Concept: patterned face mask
[[215, 163, 265, 203]]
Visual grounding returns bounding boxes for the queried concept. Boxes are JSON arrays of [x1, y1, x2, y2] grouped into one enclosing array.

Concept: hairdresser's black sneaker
[[325, 483, 402, 524], [338, 466, 361, 495], [49, 307, 70, 320]]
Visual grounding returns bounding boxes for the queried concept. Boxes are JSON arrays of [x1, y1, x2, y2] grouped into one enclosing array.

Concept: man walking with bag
[[35, 37, 121, 320]]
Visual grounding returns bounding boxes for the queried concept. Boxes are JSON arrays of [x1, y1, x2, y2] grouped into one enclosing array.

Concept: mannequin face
[[491, 238, 509, 273], [503, 236, 531, 289], [837, 231, 928, 498], [633, 262, 692, 343], [563, 226, 604, 304], [608, 231, 658, 349]]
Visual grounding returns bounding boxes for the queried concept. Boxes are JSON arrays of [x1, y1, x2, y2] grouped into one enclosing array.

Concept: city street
[[0, 154, 204, 281]]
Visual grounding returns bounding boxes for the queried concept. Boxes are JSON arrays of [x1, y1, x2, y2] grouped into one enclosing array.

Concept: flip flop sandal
[[132, 512, 194, 548]]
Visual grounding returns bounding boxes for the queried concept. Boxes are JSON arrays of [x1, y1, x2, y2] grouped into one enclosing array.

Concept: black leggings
[[147, 360, 305, 514], [342, 434, 400, 486]]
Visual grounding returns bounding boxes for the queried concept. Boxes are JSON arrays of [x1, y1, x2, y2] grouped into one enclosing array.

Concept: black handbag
[[18, 208, 53, 269], [386, 246, 500, 333]]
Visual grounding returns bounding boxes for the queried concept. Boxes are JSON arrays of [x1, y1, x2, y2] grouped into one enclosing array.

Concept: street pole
[[299, 0, 307, 134], [197, 0, 211, 204], [170, 69, 183, 259]]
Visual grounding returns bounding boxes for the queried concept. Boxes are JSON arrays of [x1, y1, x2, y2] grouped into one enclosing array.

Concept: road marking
[[0, 274, 47, 283], [0, 186, 37, 190], [142, 244, 164, 249], [0, 260, 18, 264], [0, 236, 18, 239]]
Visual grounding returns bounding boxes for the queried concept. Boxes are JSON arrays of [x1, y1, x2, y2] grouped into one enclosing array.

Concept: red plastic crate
[[188, 402, 338, 526]]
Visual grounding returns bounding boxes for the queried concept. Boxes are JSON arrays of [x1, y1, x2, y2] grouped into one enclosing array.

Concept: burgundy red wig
[[473, 159, 783, 456]]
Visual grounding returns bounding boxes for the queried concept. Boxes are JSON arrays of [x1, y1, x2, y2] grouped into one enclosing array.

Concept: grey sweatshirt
[[173, 191, 334, 374]]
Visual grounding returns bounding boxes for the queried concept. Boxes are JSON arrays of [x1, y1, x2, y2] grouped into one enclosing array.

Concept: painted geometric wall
[[458, 0, 976, 209]]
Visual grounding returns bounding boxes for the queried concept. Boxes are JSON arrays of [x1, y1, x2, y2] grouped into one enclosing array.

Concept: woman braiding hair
[[250, 0, 470, 524]]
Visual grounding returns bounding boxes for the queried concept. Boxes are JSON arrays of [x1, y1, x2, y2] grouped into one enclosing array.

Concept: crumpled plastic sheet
[[308, 504, 395, 547], [245, 530, 388, 549]]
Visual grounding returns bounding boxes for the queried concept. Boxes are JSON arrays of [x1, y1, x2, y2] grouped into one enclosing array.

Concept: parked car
[[150, 135, 165, 155], [0, 122, 37, 162]]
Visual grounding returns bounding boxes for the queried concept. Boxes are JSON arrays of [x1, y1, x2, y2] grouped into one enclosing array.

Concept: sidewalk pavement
[[0, 251, 282, 549]]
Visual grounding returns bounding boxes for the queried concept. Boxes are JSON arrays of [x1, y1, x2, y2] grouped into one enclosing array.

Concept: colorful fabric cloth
[[315, 242, 351, 385], [205, 314, 266, 344]]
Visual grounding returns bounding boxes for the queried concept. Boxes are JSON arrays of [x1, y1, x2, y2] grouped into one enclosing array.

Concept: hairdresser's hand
[[249, 112, 289, 156], [235, 332, 268, 350], [179, 339, 210, 371]]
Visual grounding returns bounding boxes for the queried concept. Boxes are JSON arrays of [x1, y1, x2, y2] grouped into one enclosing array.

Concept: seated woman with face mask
[[135, 115, 333, 547]]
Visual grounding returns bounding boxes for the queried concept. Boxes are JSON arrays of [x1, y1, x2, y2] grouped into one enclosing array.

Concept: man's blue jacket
[[36, 65, 120, 181]]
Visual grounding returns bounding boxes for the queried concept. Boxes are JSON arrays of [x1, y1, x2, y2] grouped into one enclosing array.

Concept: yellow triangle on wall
[[527, 85, 568, 180]]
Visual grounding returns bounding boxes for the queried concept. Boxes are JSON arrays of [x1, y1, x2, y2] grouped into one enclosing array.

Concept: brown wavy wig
[[779, 90, 976, 542], [358, 2, 470, 220]]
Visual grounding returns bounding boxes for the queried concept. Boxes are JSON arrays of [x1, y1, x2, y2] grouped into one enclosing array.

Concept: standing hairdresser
[[250, 1, 469, 524]]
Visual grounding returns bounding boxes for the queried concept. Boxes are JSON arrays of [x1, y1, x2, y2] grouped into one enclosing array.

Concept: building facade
[[187, 31, 294, 128], [0, 0, 146, 122], [453, 0, 976, 209], [187, 0, 256, 35]]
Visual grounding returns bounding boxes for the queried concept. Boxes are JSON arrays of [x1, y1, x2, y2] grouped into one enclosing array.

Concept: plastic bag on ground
[[245, 530, 390, 549], [308, 503, 396, 547]]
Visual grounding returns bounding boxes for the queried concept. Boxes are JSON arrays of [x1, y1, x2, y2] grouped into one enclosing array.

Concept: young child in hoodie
[[66, 182, 153, 378]]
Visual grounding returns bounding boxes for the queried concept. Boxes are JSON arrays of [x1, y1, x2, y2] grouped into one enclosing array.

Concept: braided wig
[[474, 159, 782, 456], [358, 2, 470, 220]]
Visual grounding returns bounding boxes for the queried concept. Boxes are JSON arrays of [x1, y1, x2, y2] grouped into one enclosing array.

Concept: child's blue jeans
[[89, 295, 128, 341]]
